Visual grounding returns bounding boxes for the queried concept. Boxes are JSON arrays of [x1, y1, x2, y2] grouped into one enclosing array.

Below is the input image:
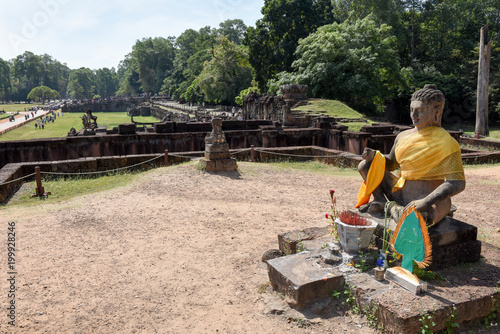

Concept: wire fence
[[0, 148, 355, 186]]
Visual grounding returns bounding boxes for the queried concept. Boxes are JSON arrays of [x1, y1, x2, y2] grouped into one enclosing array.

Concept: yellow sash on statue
[[392, 126, 464, 192], [355, 151, 385, 208]]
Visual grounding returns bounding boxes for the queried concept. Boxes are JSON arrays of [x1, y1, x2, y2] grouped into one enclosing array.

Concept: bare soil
[[1, 162, 499, 334]]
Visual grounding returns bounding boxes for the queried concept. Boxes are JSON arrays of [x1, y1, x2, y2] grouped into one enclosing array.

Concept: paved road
[[0, 110, 52, 133]]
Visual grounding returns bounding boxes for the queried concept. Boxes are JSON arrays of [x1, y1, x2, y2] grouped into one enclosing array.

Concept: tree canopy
[[270, 16, 402, 112], [27, 85, 60, 103]]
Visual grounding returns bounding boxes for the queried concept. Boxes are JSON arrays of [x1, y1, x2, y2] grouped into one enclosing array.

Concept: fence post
[[250, 145, 255, 162], [35, 166, 44, 196], [164, 149, 169, 166]]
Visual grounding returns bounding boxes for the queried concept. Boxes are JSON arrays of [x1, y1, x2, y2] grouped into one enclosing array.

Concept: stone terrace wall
[[0, 121, 482, 170], [61, 97, 149, 113]]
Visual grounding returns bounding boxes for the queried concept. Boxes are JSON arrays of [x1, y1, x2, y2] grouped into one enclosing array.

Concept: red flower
[[325, 213, 329, 219]]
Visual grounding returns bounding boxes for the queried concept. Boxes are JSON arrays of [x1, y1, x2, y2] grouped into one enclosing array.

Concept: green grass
[[4, 170, 151, 208], [447, 123, 500, 141], [0, 111, 159, 141], [292, 99, 364, 119], [0, 102, 40, 113], [291, 98, 373, 131]]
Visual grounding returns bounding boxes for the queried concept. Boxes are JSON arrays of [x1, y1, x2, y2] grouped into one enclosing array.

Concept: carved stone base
[[199, 158, 237, 172]]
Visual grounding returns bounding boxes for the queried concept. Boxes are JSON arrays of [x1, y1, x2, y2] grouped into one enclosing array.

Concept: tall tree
[[161, 27, 216, 98], [196, 36, 253, 104], [12, 51, 44, 92], [67, 68, 95, 99], [244, 0, 337, 91], [131, 37, 175, 93], [95, 67, 118, 98], [217, 19, 247, 45], [0, 58, 11, 101], [270, 16, 402, 113]]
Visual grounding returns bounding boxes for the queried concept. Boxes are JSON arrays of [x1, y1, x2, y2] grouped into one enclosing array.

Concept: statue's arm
[[413, 179, 466, 212], [361, 133, 401, 171]]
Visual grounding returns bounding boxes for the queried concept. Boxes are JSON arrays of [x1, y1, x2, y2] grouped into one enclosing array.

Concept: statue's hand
[[412, 198, 431, 212], [361, 148, 376, 162]]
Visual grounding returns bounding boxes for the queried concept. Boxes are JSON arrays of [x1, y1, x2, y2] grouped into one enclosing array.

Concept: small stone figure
[[357, 84, 465, 225], [81, 109, 98, 129]]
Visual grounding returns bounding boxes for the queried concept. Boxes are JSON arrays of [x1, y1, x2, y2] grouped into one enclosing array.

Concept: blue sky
[[0, 0, 264, 70]]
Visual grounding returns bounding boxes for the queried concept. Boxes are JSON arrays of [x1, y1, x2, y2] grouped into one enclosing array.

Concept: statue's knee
[[358, 160, 370, 174]]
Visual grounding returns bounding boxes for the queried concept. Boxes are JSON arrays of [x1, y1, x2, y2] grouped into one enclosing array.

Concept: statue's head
[[410, 84, 445, 128]]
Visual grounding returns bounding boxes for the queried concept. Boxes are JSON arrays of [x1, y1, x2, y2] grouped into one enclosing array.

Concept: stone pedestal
[[199, 118, 237, 172], [427, 217, 481, 270], [267, 251, 344, 307]]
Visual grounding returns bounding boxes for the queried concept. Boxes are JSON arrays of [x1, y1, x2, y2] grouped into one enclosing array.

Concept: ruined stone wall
[[62, 97, 149, 113], [243, 92, 289, 123]]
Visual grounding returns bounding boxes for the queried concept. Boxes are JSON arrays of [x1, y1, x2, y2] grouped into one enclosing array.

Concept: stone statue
[[357, 84, 465, 225], [205, 118, 226, 144], [81, 109, 98, 129]]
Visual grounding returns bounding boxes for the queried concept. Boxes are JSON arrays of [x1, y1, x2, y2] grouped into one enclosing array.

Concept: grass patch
[[292, 99, 364, 119], [5, 170, 151, 207], [291, 99, 373, 130], [0, 102, 40, 113], [0, 111, 159, 141], [447, 123, 500, 141]]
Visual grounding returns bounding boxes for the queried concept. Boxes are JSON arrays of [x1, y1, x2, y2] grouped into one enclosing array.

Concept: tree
[[217, 19, 247, 45], [12, 51, 44, 92], [0, 58, 11, 101], [131, 37, 175, 93], [67, 68, 95, 99], [116, 55, 142, 96], [27, 85, 60, 104], [271, 16, 402, 113], [161, 27, 216, 98], [244, 0, 337, 91], [40, 54, 70, 98], [95, 67, 118, 98], [196, 36, 253, 104]]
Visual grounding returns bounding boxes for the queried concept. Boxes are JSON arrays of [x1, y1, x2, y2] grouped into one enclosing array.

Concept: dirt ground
[[1, 162, 500, 334]]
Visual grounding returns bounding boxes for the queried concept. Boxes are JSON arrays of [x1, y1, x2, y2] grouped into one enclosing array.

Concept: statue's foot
[[358, 201, 385, 214], [367, 201, 385, 214]]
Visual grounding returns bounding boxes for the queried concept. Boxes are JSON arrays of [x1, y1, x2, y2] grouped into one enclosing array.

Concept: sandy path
[[0, 162, 499, 333]]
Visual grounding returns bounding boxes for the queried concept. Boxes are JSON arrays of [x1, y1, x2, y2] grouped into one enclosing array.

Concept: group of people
[[33, 111, 63, 130]]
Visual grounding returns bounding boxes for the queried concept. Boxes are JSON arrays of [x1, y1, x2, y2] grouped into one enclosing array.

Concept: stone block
[[154, 123, 174, 133], [118, 123, 136, 134], [204, 152, 230, 160], [205, 143, 229, 153], [278, 226, 331, 254], [428, 217, 481, 270], [267, 252, 344, 307], [199, 158, 237, 172]]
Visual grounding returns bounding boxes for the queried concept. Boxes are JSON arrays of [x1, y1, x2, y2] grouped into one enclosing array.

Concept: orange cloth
[[355, 151, 386, 208]]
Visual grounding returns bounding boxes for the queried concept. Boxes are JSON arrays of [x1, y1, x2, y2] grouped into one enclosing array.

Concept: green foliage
[[443, 305, 460, 333], [131, 37, 175, 93], [27, 85, 60, 103], [95, 68, 118, 98], [484, 295, 500, 329], [419, 311, 436, 334], [196, 36, 252, 104], [0, 58, 11, 100], [235, 81, 260, 106], [271, 16, 403, 113], [67, 68, 95, 99], [243, 0, 336, 91]]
